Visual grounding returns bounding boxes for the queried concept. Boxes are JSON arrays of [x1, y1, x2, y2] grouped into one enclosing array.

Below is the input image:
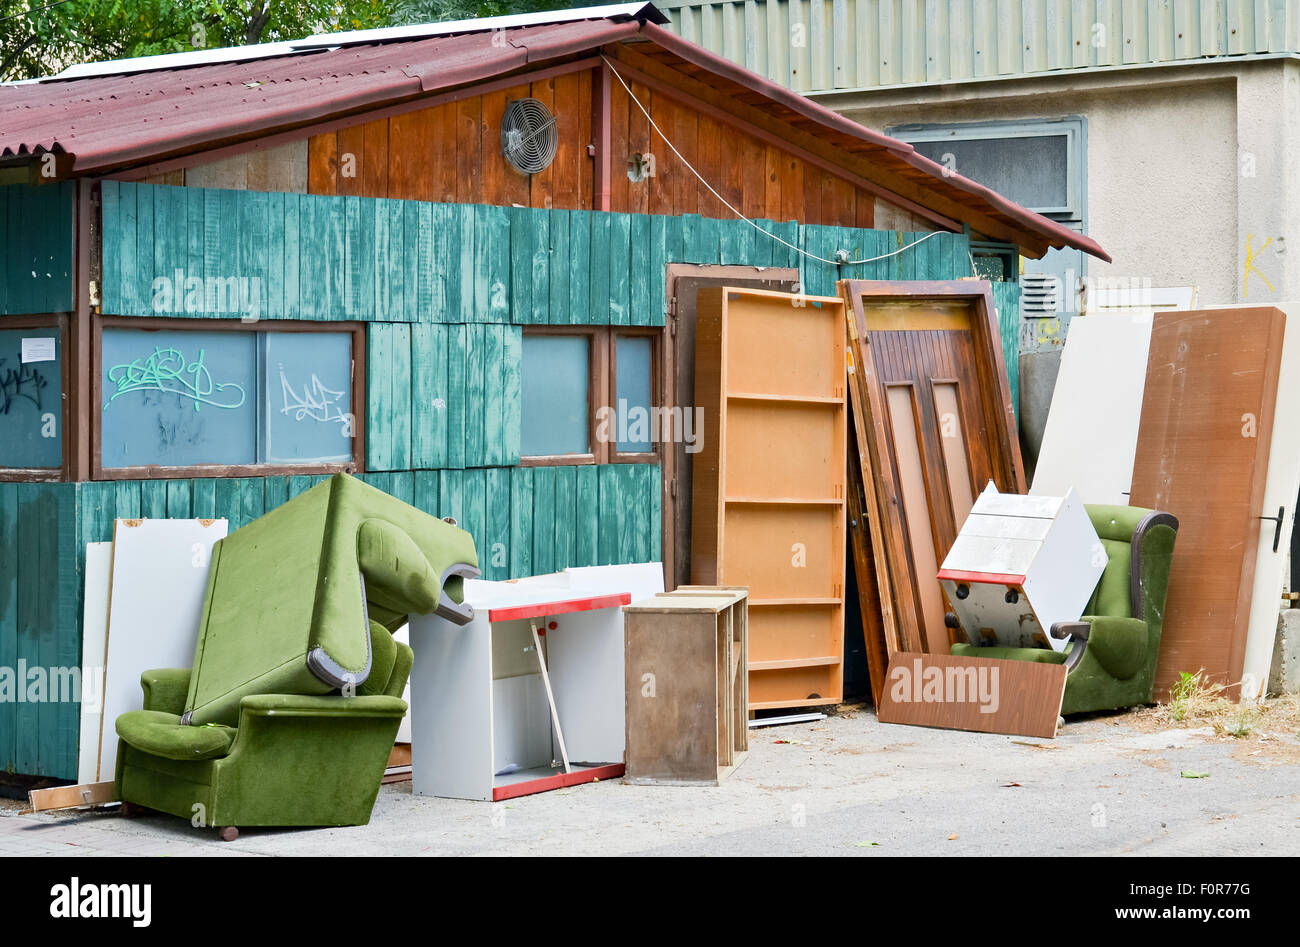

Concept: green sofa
[[950, 504, 1178, 716], [114, 473, 479, 839]]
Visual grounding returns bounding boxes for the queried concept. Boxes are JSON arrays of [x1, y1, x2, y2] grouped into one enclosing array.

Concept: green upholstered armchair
[[114, 474, 479, 839], [950, 505, 1179, 716]]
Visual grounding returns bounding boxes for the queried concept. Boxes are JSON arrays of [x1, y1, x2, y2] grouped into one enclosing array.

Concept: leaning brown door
[[841, 280, 1025, 657], [1130, 307, 1285, 699]]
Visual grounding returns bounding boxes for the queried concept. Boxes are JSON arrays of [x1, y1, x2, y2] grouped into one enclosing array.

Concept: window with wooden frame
[[520, 326, 662, 466], [93, 317, 364, 480], [0, 315, 69, 482]]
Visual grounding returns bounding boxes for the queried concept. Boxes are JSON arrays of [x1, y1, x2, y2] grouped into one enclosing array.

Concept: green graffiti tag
[[104, 347, 245, 412]]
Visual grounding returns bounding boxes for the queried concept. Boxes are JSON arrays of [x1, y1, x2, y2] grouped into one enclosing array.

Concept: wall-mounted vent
[[501, 98, 558, 175], [1020, 272, 1062, 316]]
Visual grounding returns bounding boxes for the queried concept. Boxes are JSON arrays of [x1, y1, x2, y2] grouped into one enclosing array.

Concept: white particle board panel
[[408, 610, 494, 800], [1211, 302, 1300, 701], [544, 606, 626, 763], [97, 519, 227, 781], [77, 542, 112, 785], [392, 623, 411, 744], [1031, 312, 1155, 504]]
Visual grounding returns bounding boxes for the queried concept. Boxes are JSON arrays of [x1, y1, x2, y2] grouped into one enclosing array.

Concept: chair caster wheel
[[119, 801, 143, 819], [1057, 716, 1065, 727], [217, 826, 239, 842]]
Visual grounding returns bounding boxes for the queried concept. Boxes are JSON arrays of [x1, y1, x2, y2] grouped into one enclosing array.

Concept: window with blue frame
[[0, 323, 65, 475], [98, 321, 360, 474], [520, 326, 660, 463]]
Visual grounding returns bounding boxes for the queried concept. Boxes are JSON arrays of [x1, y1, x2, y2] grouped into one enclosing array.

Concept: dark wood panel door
[[841, 281, 1024, 657]]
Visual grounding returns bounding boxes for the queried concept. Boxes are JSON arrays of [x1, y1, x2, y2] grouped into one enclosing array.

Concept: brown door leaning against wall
[[1130, 307, 1285, 700], [841, 280, 1025, 658], [664, 265, 799, 590]]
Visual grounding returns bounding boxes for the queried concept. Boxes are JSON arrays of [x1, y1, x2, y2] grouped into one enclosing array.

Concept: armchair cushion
[[116, 710, 235, 761], [1078, 615, 1149, 680]]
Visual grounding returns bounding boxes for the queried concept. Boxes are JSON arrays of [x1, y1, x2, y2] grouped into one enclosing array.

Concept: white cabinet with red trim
[[938, 485, 1104, 651], [408, 566, 661, 802]]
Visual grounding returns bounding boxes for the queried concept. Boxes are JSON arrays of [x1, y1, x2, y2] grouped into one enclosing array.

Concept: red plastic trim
[[491, 763, 626, 801], [936, 569, 1026, 587], [487, 592, 631, 622]]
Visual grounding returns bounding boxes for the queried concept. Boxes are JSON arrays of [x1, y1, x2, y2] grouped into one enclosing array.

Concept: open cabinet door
[[691, 286, 847, 710], [665, 266, 799, 590], [840, 280, 1025, 657]]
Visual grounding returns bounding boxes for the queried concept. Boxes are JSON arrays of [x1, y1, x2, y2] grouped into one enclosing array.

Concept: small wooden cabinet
[[623, 587, 749, 785]]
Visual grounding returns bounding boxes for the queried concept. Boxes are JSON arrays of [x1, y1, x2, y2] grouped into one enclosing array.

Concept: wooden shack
[[0, 3, 1104, 780]]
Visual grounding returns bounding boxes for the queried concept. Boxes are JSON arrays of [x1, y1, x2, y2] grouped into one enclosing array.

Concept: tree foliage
[[0, 0, 398, 81]]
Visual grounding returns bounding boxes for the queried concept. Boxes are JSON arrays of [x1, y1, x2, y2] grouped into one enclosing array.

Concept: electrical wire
[[601, 55, 945, 268]]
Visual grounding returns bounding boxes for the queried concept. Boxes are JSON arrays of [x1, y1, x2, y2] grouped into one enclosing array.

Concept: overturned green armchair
[[114, 473, 479, 839], [951, 504, 1178, 716]]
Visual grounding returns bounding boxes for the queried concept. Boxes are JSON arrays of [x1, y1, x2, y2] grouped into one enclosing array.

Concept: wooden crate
[[624, 588, 749, 785], [690, 287, 847, 709]]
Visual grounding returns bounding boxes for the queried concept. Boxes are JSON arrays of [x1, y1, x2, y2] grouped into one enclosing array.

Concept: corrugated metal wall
[[661, 0, 1300, 92]]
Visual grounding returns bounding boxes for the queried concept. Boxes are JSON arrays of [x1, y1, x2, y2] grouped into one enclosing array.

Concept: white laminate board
[[1031, 313, 1155, 504], [546, 605, 626, 763], [97, 519, 227, 781], [408, 611, 494, 800], [77, 543, 113, 785]]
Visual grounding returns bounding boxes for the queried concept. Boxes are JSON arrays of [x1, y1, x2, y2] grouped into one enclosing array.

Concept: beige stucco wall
[[822, 60, 1300, 308]]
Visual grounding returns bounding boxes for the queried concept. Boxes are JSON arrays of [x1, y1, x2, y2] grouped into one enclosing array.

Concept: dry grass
[[1128, 670, 1300, 762]]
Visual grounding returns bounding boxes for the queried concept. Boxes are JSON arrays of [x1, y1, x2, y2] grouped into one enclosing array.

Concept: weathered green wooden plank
[[649, 463, 663, 562], [649, 214, 669, 327], [344, 197, 370, 320], [574, 464, 599, 567], [238, 477, 264, 531], [530, 208, 550, 326], [389, 322, 412, 470], [366, 322, 393, 470], [509, 205, 534, 325], [140, 480, 167, 520], [113, 480, 141, 521], [403, 199, 421, 321], [413, 201, 434, 321], [52, 483, 79, 778], [14, 487, 41, 772], [263, 475, 288, 512], [552, 464, 577, 570], [185, 186, 205, 311], [501, 326, 522, 465], [484, 205, 512, 323], [607, 212, 631, 325], [430, 202, 457, 320], [456, 204, 477, 323], [100, 183, 121, 314], [237, 189, 268, 319], [413, 469, 439, 516], [152, 184, 183, 312], [464, 324, 486, 466], [298, 194, 321, 320], [531, 466, 555, 576], [482, 325, 505, 467], [548, 209, 570, 327], [0, 186, 11, 313], [566, 210, 590, 326], [0, 483, 17, 771], [164, 479, 191, 518], [445, 325, 467, 469], [588, 212, 610, 325], [411, 323, 448, 469], [484, 466, 511, 580], [629, 213, 652, 326], [191, 477, 216, 519], [719, 217, 746, 265], [596, 465, 618, 565], [200, 187, 223, 318], [438, 468, 463, 524], [508, 466, 533, 579], [461, 467, 487, 574], [35, 485, 59, 775], [386, 199, 408, 321], [287, 474, 316, 499], [117, 182, 142, 315]]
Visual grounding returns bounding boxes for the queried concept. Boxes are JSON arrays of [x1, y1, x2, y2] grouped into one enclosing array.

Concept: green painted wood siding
[[0, 482, 80, 780], [367, 323, 522, 470], [100, 182, 975, 322], [0, 183, 75, 315], [659, 0, 1300, 93], [992, 279, 1022, 417]]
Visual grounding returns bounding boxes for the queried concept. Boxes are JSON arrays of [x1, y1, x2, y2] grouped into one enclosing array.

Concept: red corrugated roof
[[0, 10, 1107, 260]]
